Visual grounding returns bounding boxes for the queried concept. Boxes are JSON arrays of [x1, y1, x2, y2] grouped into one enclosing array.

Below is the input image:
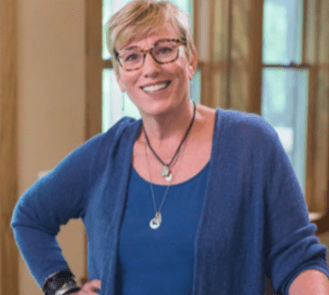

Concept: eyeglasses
[[115, 38, 187, 71]]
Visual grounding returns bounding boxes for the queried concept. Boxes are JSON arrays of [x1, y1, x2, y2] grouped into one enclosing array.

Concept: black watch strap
[[42, 269, 80, 295]]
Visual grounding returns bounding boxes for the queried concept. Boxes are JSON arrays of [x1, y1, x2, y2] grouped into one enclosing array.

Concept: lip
[[140, 80, 171, 89]]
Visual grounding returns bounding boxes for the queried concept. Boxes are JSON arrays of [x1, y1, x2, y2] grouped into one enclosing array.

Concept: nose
[[142, 52, 161, 78]]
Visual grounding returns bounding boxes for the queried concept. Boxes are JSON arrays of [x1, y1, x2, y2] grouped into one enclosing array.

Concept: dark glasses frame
[[115, 38, 187, 71]]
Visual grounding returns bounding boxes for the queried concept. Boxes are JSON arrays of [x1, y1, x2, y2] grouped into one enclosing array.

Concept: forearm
[[289, 269, 329, 295], [12, 225, 69, 287]]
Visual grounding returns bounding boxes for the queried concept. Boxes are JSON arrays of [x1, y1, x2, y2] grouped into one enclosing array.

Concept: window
[[262, 0, 308, 192]]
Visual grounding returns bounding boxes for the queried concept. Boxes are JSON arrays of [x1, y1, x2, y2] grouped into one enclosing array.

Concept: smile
[[141, 81, 171, 93]]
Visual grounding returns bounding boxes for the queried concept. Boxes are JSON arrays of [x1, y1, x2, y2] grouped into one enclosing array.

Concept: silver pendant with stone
[[150, 212, 162, 229], [165, 173, 172, 182], [161, 165, 172, 182], [161, 165, 170, 176]]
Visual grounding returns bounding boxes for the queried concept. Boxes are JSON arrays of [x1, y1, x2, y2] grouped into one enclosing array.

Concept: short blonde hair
[[105, 0, 195, 74]]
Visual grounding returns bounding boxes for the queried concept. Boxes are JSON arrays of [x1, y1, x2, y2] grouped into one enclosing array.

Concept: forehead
[[119, 25, 181, 50]]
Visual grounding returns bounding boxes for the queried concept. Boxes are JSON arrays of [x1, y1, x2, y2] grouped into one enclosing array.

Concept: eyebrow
[[122, 45, 139, 51], [121, 38, 169, 52]]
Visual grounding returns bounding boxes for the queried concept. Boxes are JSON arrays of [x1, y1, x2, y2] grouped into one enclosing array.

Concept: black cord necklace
[[142, 101, 196, 182]]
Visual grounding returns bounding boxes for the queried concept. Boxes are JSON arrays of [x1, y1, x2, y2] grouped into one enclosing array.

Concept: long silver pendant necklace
[[145, 143, 171, 229], [143, 101, 196, 183], [143, 102, 197, 229]]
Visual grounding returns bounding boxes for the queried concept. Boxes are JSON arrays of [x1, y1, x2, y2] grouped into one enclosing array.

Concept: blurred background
[[1, 0, 328, 294]]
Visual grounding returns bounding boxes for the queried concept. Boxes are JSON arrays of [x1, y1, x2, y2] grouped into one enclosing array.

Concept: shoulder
[[49, 117, 141, 175], [215, 108, 279, 147], [211, 108, 285, 166], [78, 117, 141, 154], [103, 116, 141, 138]]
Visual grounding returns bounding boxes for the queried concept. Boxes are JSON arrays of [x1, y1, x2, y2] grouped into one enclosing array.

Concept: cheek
[[117, 78, 126, 92], [118, 73, 139, 93], [115, 70, 127, 92], [176, 59, 193, 81]]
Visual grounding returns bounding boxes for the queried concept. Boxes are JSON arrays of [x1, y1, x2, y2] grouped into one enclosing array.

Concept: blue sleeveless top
[[115, 163, 209, 294]]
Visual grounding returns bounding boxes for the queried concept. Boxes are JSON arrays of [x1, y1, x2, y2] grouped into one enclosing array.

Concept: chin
[[139, 101, 177, 118]]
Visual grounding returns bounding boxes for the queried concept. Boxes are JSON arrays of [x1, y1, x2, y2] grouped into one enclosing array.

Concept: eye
[[124, 53, 140, 62], [158, 46, 174, 55], [160, 47, 173, 53]]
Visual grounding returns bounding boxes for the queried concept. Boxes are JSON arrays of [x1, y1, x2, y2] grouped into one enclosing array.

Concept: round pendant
[[161, 166, 170, 177], [165, 173, 173, 182], [150, 212, 162, 229]]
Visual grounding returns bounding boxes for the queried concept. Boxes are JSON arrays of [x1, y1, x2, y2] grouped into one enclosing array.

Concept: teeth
[[142, 82, 169, 93]]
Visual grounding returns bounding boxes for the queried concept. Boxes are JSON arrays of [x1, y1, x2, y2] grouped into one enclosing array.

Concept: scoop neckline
[[131, 161, 210, 188]]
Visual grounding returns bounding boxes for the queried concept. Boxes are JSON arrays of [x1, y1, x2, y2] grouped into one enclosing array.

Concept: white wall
[[18, 0, 86, 294]]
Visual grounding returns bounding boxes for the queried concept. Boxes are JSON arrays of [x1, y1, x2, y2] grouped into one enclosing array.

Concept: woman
[[11, 0, 329, 294]]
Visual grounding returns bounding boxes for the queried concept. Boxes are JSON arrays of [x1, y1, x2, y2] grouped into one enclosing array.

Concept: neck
[[140, 100, 195, 144]]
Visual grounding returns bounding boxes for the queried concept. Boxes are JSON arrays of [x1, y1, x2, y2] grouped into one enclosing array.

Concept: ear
[[114, 68, 126, 92], [187, 49, 198, 80]]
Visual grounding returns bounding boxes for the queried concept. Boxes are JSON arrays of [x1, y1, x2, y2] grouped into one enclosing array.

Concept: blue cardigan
[[11, 108, 329, 294]]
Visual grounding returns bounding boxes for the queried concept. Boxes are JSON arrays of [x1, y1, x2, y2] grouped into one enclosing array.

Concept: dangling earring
[[121, 91, 125, 113]]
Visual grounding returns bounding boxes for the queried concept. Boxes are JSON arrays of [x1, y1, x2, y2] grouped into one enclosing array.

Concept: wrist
[[42, 269, 81, 295], [55, 284, 80, 295]]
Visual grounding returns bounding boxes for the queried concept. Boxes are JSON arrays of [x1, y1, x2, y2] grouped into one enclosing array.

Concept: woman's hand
[[72, 279, 101, 294]]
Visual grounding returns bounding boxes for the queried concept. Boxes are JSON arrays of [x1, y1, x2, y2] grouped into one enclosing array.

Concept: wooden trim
[[247, 0, 264, 115], [85, 0, 102, 141], [199, 0, 216, 107], [198, 60, 231, 71], [84, 0, 103, 282], [200, 60, 314, 72], [0, 0, 19, 294], [206, 0, 216, 107], [304, 0, 329, 234], [103, 59, 113, 68], [263, 64, 309, 69], [208, 0, 216, 61], [200, 61, 211, 107], [327, 51, 329, 226], [305, 0, 321, 211], [314, 182, 329, 234], [193, 0, 199, 53], [305, 66, 318, 210], [226, 0, 233, 109]]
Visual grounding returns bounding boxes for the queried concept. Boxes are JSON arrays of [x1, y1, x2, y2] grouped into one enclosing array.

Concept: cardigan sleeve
[[263, 130, 329, 294], [11, 133, 103, 288]]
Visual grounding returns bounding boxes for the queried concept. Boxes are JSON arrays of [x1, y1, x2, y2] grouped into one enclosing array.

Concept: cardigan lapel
[[101, 119, 142, 295]]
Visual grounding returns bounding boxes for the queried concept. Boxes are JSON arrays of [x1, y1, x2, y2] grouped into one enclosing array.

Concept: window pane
[[263, 0, 303, 64], [102, 69, 112, 130], [102, 0, 111, 60], [191, 68, 201, 103], [102, 0, 192, 60], [102, 69, 141, 133], [102, 68, 201, 132], [261, 68, 309, 192], [102, 0, 132, 60]]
